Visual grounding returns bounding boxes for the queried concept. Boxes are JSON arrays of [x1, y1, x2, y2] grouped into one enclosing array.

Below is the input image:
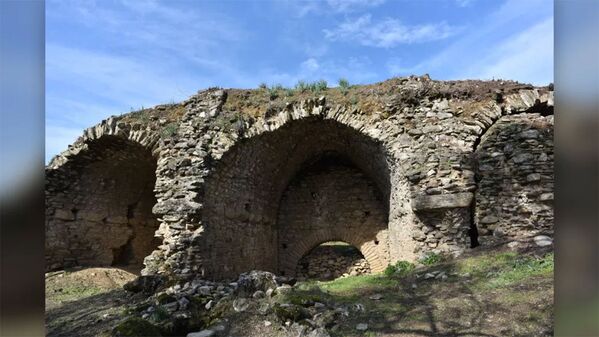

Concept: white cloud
[[258, 56, 378, 88], [326, 0, 385, 12], [324, 14, 458, 47], [290, 0, 385, 17], [455, 0, 474, 7], [386, 57, 412, 76], [395, 0, 553, 83], [46, 44, 199, 106], [45, 125, 85, 162], [466, 17, 553, 85], [301, 58, 320, 72]]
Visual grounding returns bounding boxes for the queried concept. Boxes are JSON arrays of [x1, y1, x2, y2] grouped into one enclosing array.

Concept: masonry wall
[[45, 77, 555, 280], [277, 158, 389, 275], [45, 136, 160, 271], [475, 114, 554, 244]]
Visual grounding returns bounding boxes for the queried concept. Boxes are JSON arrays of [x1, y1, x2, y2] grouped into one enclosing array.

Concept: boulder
[[235, 270, 277, 297], [534, 235, 553, 247], [186, 330, 215, 337]]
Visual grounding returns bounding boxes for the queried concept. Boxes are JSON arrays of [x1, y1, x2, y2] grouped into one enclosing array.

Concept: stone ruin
[[45, 76, 554, 281]]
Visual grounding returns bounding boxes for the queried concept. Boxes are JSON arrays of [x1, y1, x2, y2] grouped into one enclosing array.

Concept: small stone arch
[[280, 233, 387, 277]]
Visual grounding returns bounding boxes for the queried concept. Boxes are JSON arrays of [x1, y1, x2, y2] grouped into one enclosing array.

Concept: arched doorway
[[45, 136, 160, 273], [296, 241, 371, 280], [277, 152, 388, 276]]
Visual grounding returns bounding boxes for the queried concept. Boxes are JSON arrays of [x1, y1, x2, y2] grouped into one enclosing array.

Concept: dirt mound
[[46, 267, 140, 337]]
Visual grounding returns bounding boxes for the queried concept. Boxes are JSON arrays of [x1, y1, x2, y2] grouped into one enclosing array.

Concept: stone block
[[54, 209, 75, 221], [411, 192, 473, 211]]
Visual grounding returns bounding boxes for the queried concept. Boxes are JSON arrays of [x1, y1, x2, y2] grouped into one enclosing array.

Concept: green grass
[[420, 252, 444, 265], [384, 260, 416, 277], [307, 274, 397, 297], [295, 250, 553, 298], [294, 79, 328, 94], [458, 251, 553, 289], [49, 284, 105, 303]]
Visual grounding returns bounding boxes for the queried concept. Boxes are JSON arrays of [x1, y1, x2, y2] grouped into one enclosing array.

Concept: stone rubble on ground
[[356, 323, 369, 331]]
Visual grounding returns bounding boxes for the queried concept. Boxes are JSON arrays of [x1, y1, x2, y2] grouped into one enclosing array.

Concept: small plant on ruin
[[384, 260, 415, 276], [421, 252, 444, 265], [338, 78, 350, 95], [258, 82, 268, 90], [295, 80, 308, 93], [161, 122, 178, 137], [268, 84, 284, 100], [310, 79, 328, 93], [395, 260, 416, 275], [231, 112, 246, 135], [384, 263, 397, 276]]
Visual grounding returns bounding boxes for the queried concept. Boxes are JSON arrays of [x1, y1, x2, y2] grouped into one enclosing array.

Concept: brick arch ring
[[279, 230, 387, 277]]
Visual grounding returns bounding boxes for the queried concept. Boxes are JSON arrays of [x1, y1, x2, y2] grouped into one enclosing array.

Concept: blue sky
[[46, 0, 553, 162]]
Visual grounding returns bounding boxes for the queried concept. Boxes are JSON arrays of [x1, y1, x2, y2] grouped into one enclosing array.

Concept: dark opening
[[112, 238, 135, 266], [127, 202, 137, 219], [71, 208, 79, 220]]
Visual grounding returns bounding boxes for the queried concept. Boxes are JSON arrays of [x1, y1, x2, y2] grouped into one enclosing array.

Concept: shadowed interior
[[45, 136, 160, 272]]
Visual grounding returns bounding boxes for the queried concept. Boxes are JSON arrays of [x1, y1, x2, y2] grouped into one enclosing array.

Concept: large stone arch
[[201, 116, 394, 279], [45, 117, 162, 272]]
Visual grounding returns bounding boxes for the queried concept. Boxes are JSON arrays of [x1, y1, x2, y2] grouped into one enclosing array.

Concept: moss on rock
[[112, 317, 162, 337]]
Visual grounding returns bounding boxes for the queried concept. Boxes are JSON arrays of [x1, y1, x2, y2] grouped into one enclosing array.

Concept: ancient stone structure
[[45, 76, 554, 280]]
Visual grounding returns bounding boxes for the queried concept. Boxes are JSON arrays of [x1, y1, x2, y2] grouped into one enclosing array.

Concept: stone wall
[[45, 76, 555, 280], [46, 136, 160, 271], [474, 113, 554, 244]]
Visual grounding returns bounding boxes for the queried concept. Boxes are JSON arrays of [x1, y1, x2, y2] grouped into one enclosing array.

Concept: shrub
[[338, 78, 350, 88], [313, 79, 328, 93], [421, 252, 444, 265], [268, 88, 279, 101], [295, 80, 308, 93], [384, 260, 415, 277], [383, 264, 397, 277], [338, 78, 350, 95], [268, 85, 281, 100], [395, 260, 416, 275], [258, 82, 268, 90]]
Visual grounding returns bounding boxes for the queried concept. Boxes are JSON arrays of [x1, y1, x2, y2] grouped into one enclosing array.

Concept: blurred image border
[[0, 0, 598, 336]]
